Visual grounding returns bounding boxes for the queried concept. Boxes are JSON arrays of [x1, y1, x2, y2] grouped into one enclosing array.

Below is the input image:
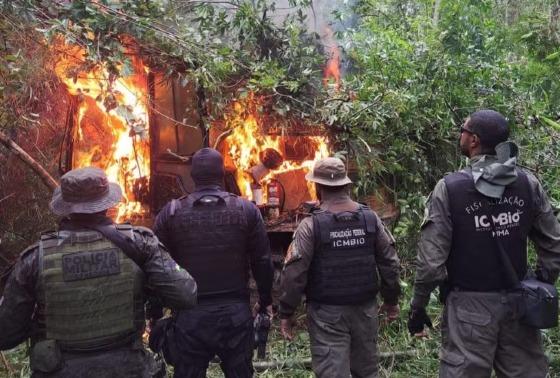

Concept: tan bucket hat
[[50, 167, 122, 216], [305, 157, 352, 186]]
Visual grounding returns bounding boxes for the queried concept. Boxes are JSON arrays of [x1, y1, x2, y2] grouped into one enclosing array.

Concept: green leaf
[[540, 116, 560, 132], [544, 51, 560, 61]]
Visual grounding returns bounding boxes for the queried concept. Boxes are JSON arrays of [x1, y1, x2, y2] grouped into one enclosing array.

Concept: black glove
[[408, 307, 433, 335]]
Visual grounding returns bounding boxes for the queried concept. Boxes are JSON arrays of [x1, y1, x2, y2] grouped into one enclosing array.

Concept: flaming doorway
[[54, 41, 151, 222]]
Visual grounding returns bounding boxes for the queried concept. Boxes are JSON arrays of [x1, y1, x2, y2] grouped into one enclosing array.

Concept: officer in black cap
[[153, 148, 274, 377]]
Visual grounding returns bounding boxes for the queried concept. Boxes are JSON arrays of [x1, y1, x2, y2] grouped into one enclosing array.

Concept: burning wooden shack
[[53, 40, 396, 256], [54, 41, 331, 245]]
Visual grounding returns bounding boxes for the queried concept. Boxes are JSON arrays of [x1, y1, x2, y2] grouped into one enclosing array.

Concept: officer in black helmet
[[153, 147, 274, 378]]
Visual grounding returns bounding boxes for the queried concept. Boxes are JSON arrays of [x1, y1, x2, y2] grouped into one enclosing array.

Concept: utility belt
[[196, 290, 249, 305], [440, 280, 520, 303], [61, 332, 140, 353], [308, 296, 377, 307], [450, 286, 520, 293], [30, 333, 141, 374]]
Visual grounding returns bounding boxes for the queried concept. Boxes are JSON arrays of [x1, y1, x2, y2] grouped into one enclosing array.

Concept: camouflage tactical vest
[[39, 225, 141, 351]]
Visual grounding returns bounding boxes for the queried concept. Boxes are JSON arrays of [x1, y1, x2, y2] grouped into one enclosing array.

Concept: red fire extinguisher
[[266, 179, 284, 219], [267, 179, 281, 208]]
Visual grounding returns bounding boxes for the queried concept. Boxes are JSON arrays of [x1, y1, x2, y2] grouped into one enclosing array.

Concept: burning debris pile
[[212, 94, 330, 221], [54, 41, 151, 222]]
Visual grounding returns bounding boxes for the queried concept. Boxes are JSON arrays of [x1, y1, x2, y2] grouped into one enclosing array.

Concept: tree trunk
[[432, 0, 442, 27], [506, 0, 520, 25], [0, 129, 58, 190], [551, 1, 560, 35]]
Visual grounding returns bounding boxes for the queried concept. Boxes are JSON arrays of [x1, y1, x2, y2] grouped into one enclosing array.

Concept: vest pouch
[[30, 340, 63, 373], [519, 279, 558, 329]]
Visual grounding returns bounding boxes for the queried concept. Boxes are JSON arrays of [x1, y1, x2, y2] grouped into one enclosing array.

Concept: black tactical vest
[[167, 190, 249, 301], [306, 206, 378, 305], [444, 169, 534, 291]]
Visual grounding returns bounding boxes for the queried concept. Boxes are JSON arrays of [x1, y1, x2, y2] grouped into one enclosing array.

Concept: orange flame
[[54, 41, 150, 222], [220, 94, 329, 203], [322, 26, 341, 90]]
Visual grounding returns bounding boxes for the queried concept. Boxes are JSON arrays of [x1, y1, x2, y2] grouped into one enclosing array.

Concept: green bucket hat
[[305, 157, 352, 186], [50, 167, 122, 216]]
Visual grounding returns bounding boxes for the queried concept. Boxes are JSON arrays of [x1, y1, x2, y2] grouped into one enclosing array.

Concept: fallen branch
[[0, 129, 58, 190], [252, 350, 418, 371], [0, 193, 15, 204], [1, 352, 14, 375]]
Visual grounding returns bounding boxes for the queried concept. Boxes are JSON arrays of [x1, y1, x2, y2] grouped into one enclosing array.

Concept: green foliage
[[5, 0, 324, 121], [319, 0, 560, 254], [2, 1, 560, 376]]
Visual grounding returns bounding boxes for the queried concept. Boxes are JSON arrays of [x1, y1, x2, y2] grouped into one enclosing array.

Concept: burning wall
[[53, 35, 335, 223], [54, 42, 151, 222]]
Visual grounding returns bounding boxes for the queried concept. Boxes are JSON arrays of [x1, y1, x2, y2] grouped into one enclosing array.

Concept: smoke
[[273, 0, 358, 78]]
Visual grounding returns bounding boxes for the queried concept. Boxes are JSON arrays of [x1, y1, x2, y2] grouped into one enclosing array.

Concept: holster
[[519, 278, 558, 329], [253, 312, 271, 359], [148, 317, 179, 366], [30, 340, 63, 373]]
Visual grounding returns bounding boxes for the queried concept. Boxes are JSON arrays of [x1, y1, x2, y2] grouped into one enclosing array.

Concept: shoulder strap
[[312, 213, 322, 250], [359, 205, 377, 234], [86, 224, 146, 267], [169, 194, 190, 216], [312, 211, 332, 245], [169, 199, 180, 217]]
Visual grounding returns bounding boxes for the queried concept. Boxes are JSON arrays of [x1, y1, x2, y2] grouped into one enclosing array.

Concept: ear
[[470, 133, 480, 149]]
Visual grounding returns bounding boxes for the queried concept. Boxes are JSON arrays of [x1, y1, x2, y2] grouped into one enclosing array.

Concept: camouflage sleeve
[[526, 173, 560, 283], [153, 202, 173, 250], [411, 179, 452, 309], [278, 217, 315, 319], [133, 228, 197, 311], [0, 245, 38, 350], [374, 216, 401, 305]]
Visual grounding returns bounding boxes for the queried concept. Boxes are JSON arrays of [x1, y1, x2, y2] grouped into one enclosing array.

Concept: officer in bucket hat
[[278, 157, 401, 378], [0, 166, 197, 377]]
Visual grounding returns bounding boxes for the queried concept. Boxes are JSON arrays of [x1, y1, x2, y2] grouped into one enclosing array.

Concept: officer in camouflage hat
[[278, 157, 401, 378], [0, 167, 197, 377], [408, 110, 560, 377]]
